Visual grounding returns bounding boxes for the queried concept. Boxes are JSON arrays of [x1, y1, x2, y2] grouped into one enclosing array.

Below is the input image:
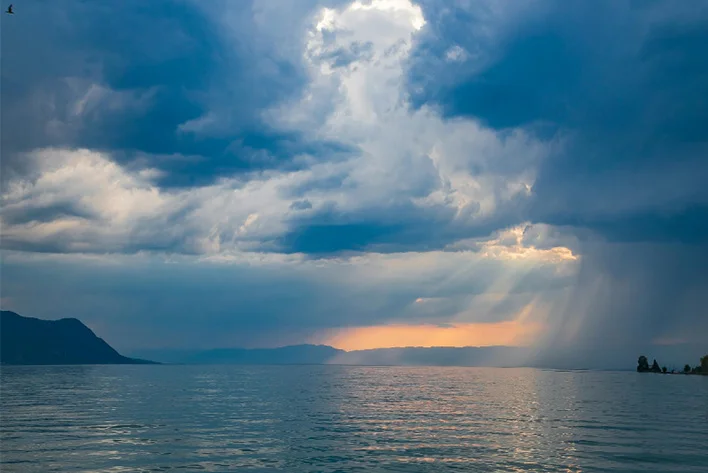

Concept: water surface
[[2, 365, 707, 472]]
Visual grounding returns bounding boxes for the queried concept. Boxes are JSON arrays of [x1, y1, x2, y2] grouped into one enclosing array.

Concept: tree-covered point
[[637, 356, 649, 372], [638, 355, 707, 374]]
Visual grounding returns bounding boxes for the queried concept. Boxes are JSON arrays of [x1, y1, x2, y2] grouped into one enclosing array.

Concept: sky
[[2, 0, 707, 366]]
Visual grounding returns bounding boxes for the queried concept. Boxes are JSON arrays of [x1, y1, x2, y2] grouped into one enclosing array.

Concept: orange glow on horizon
[[319, 320, 543, 351]]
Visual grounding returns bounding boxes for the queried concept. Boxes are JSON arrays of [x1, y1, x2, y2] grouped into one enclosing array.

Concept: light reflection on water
[[1, 365, 707, 472]]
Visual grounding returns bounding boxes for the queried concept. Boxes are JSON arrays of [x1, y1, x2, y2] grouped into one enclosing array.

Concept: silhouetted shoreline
[[637, 355, 707, 375]]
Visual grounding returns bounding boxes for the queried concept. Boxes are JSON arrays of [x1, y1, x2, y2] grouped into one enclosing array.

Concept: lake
[[1, 365, 707, 472]]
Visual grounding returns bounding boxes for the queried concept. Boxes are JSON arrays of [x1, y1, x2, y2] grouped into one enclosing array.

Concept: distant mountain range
[[149, 340, 704, 371], [0, 310, 534, 367], [9, 310, 698, 369], [131, 344, 532, 367], [0, 311, 155, 365]]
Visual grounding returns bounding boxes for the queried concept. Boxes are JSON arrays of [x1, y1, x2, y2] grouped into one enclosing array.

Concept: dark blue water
[[1, 365, 707, 472]]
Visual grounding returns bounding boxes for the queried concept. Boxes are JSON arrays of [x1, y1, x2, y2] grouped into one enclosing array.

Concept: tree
[[662, 366, 667, 373], [684, 364, 692, 374], [701, 355, 708, 373], [651, 359, 661, 373], [637, 355, 649, 372]]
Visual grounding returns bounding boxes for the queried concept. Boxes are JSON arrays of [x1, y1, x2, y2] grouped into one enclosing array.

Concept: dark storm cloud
[[277, 200, 457, 254], [408, 0, 708, 243], [0, 201, 97, 226], [0, 0, 348, 188], [276, 199, 529, 255]]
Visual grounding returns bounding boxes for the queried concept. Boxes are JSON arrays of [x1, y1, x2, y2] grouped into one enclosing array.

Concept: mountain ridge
[[131, 343, 531, 367], [0, 311, 156, 365]]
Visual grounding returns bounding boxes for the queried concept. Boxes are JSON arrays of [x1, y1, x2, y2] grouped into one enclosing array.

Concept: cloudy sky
[[2, 0, 707, 364]]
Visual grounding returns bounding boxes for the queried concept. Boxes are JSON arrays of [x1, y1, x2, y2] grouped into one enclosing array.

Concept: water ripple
[[1, 365, 707, 472]]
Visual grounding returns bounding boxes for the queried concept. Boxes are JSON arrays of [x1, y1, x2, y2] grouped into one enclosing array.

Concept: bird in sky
[[6, 4, 13, 14]]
